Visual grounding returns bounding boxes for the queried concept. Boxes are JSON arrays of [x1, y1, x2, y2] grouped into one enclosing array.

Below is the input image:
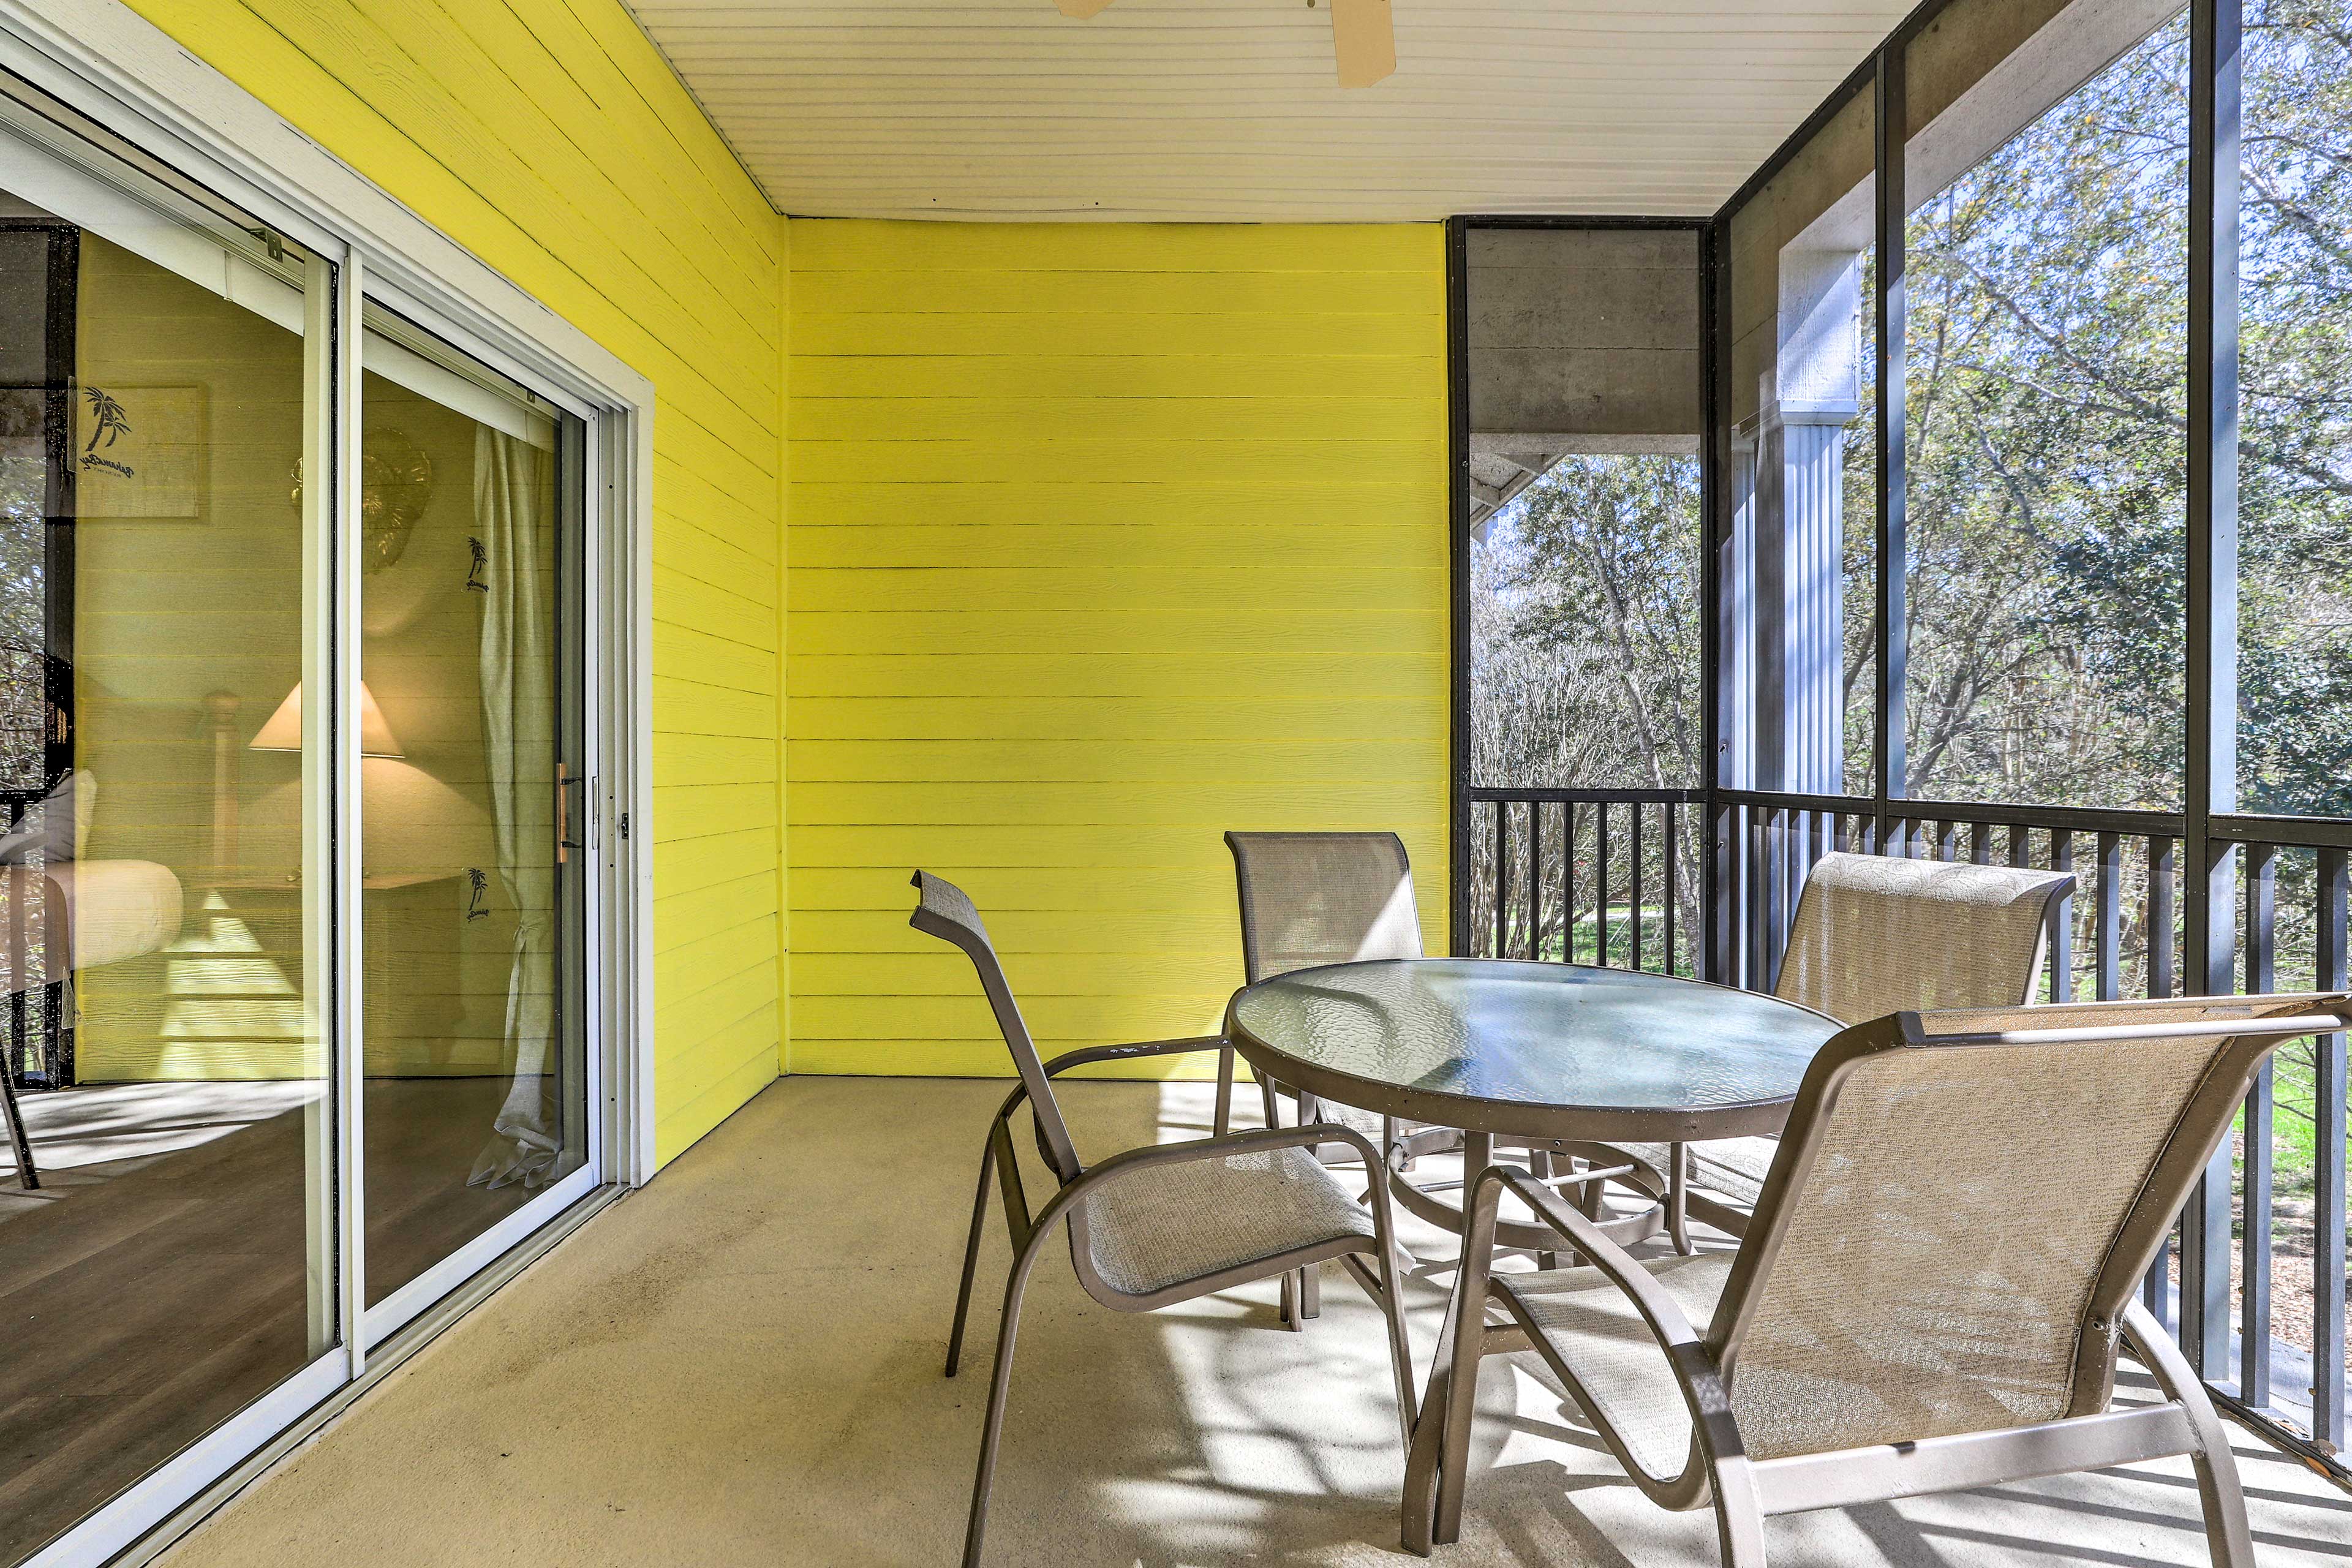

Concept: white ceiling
[[625, 0, 1918, 222]]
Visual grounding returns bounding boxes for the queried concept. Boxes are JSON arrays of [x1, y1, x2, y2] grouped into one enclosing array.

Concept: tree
[[1470, 453, 1704, 964]]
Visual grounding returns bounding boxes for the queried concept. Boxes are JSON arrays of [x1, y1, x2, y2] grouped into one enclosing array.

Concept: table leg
[[1526, 1148, 1559, 1270], [1463, 1130, 1492, 1180], [1668, 1142, 1693, 1255], [1459, 1131, 1494, 1282], [1294, 1088, 1324, 1317]]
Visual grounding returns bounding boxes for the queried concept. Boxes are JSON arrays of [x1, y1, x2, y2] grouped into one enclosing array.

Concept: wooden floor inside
[[0, 1076, 549, 1565]]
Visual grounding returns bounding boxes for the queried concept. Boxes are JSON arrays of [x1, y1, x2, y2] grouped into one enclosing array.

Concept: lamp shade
[[250, 680, 403, 758]]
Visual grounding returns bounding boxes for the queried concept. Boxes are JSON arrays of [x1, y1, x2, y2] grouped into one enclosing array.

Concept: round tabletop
[[1225, 958, 1841, 1144]]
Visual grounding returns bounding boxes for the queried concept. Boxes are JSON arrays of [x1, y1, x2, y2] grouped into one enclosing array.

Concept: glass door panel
[[0, 124, 333, 1564], [355, 314, 587, 1317]]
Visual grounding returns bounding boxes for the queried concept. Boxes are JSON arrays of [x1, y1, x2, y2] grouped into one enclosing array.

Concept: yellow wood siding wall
[[120, 0, 789, 1164], [787, 220, 1449, 1076]]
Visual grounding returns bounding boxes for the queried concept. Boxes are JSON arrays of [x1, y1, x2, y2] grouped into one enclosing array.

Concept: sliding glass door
[[0, 108, 336, 1566], [354, 312, 592, 1334], [0, 66, 605, 1567]]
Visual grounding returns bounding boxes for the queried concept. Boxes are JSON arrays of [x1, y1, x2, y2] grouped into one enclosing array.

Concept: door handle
[[556, 763, 585, 862]]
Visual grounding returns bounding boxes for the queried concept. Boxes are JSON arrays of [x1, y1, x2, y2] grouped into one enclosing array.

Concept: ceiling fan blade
[[1329, 0, 1395, 87], [1056, 0, 1118, 15]]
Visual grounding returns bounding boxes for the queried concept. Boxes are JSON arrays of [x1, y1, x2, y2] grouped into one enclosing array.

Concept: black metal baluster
[[1662, 802, 1678, 977], [2095, 831, 2122, 1003], [1526, 801, 1544, 962], [2, 873, 18, 1088], [1493, 802, 1508, 959], [2150, 837, 2178, 998], [2146, 1224, 2176, 1331], [2048, 831, 2075, 1003], [1564, 802, 1580, 965], [2316, 846, 2348, 1448], [1746, 807, 1768, 988], [1766, 807, 1790, 980], [1596, 802, 1611, 968], [2242, 842, 2277, 1410], [1630, 802, 1646, 971], [5, 813, 23, 1084]]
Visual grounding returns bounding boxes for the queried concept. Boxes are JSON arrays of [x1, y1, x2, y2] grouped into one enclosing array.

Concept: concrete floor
[[159, 1076, 2352, 1567]]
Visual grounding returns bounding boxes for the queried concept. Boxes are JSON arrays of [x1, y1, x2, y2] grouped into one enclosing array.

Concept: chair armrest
[[978, 1035, 1234, 1180], [1480, 1166, 1711, 1352], [1027, 1121, 1388, 1235], [987, 1035, 1229, 1138], [1041, 1035, 1226, 1078]]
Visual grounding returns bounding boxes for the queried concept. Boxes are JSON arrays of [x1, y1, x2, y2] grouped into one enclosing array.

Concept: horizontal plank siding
[[125, 0, 790, 1167], [786, 218, 1448, 1079]]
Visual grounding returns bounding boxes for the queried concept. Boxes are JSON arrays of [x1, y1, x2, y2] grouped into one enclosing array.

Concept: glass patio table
[[1224, 958, 1840, 1246]]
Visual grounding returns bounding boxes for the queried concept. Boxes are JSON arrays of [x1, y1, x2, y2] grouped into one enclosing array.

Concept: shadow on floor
[[156, 1076, 2352, 1568]]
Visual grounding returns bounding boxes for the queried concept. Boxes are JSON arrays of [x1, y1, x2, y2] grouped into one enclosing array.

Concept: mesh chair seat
[[1081, 1144, 1377, 1298], [1498, 1253, 1735, 1479]]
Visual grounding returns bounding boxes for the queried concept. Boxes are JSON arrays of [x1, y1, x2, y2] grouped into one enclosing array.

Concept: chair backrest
[[1226, 831, 1422, 984], [1774, 850, 2075, 1021], [908, 870, 1083, 1181], [1711, 991, 2352, 1461]]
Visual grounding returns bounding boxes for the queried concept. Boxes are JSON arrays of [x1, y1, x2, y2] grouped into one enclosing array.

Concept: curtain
[[467, 426, 560, 1190]]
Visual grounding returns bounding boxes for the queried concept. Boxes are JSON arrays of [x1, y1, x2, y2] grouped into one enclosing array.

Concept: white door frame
[[0, 2, 658, 1562]]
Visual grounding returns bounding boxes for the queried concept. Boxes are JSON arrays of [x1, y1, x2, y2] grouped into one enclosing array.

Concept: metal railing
[[1463, 787, 1704, 976], [1462, 781, 2352, 1472]]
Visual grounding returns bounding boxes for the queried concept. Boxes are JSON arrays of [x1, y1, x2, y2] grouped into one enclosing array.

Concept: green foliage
[[1900, 15, 2191, 810], [1894, 4, 2352, 817], [2239, 0, 2352, 818], [1470, 453, 1703, 791]]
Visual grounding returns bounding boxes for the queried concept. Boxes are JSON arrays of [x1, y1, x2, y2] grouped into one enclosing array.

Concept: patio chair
[[1220, 831, 1444, 1321], [1622, 850, 2073, 1244], [914, 870, 1419, 1568], [1402, 991, 2352, 1566], [1215, 829, 1425, 1138]]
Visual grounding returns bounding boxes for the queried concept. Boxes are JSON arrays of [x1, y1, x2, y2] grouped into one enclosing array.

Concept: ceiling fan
[[1052, 0, 1396, 88]]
